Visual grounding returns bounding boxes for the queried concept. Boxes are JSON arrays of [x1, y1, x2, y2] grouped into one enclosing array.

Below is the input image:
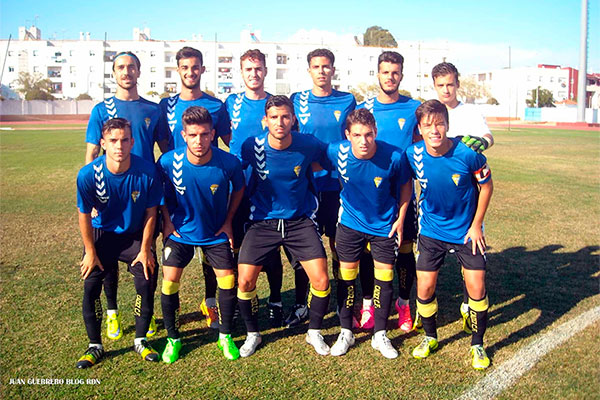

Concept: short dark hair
[[416, 100, 449, 126], [240, 49, 266, 67], [307, 48, 335, 66], [112, 51, 141, 71], [182, 106, 213, 130], [378, 51, 404, 72], [346, 109, 376, 131], [431, 62, 459, 83], [265, 95, 295, 115], [102, 117, 131, 137], [176, 46, 203, 66]]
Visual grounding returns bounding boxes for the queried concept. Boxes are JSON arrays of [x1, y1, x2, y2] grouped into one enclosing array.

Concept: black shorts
[[238, 217, 326, 266], [232, 195, 252, 250], [335, 223, 397, 265], [402, 197, 418, 242], [316, 190, 340, 238], [84, 228, 157, 277], [415, 234, 486, 272], [162, 238, 235, 270]]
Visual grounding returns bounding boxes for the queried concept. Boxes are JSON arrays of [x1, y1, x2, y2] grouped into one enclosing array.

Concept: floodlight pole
[[577, 0, 588, 122]]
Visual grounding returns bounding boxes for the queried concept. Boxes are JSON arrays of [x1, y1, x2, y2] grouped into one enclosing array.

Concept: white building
[[1, 26, 449, 103]]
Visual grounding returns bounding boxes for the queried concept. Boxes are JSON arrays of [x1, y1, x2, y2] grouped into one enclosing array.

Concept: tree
[[457, 77, 490, 104], [363, 26, 397, 48], [76, 93, 93, 100], [146, 90, 160, 98], [13, 72, 55, 100], [526, 87, 555, 108], [398, 89, 413, 98], [349, 83, 379, 103], [487, 97, 499, 105], [159, 92, 171, 99]]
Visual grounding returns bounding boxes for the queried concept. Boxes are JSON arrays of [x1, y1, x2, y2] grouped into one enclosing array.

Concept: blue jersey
[[291, 89, 356, 192], [158, 93, 231, 150], [327, 140, 410, 237], [86, 96, 162, 162], [225, 92, 271, 159], [406, 138, 491, 244], [77, 155, 163, 234], [358, 95, 420, 152], [158, 147, 244, 246], [241, 132, 327, 221]]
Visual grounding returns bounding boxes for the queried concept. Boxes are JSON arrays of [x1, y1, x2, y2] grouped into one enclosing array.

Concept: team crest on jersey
[[294, 165, 302, 177], [452, 174, 460, 186], [398, 118, 406, 130], [334, 110, 341, 122], [373, 177, 383, 188], [144, 117, 151, 128], [131, 191, 140, 202], [210, 184, 219, 195]]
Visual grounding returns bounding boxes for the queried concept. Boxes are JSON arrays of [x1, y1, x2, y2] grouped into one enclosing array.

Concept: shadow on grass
[[434, 244, 599, 357]]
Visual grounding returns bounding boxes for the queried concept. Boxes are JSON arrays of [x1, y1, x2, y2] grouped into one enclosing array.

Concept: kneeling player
[[407, 100, 493, 370], [237, 95, 332, 357], [76, 118, 163, 368], [325, 109, 412, 358], [158, 107, 244, 362]]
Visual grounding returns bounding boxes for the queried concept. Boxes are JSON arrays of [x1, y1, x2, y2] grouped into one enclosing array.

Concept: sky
[[1, 0, 598, 73]]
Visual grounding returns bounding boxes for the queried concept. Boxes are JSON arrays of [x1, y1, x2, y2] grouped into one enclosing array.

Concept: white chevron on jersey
[[231, 93, 243, 130], [172, 151, 186, 194], [93, 162, 109, 203], [413, 145, 427, 189], [253, 137, 268, 180], [167, 95, 179, 133], [337, 143, 350, 182], [104, 98, 118, 119], [364, 97, 375, 113], [298, 90, 311, 125]]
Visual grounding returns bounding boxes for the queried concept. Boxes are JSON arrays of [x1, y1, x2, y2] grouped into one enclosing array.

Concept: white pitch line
[[457, 305, 600, 400]]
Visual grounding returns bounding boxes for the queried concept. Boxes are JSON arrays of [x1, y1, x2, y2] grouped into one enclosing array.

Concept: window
[[69, 50, 74, 56], [55, 52, 62, 57], [150, 67, 156, 72], [150, 51, 156, 57], [33, 66, 39, 72], [165, 70, 172, 78], [33, 50, 39, 56], [70, 66, 76, 73], [8, 51, 14, 56], [8, 66, 14, 72], [70, 82, 76, 88], [89, 50, 95, 56], [104, 73, 111, 78], [150, 82, 156, 88], [369, 70, 374, 76]]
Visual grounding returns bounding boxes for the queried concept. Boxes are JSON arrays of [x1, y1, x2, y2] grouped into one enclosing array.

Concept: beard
[[182, 79, 200, 90], [379, 82, 399, 96]]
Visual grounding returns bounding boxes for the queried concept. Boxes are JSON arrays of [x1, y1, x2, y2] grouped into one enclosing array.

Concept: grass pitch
[[0, 126, 598, 399]]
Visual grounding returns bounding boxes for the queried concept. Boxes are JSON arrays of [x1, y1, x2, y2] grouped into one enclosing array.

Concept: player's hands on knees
[[133, 249, 156, 280], [465, 225, 486, 255], [388, 217, 404, 246], [80, 253, 103, 280], [216, 221, 234, 249], [461, 136, 488, 153]]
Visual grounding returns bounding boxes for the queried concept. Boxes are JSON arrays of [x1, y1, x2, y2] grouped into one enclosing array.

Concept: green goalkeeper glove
[[461, 135, 489, 153]]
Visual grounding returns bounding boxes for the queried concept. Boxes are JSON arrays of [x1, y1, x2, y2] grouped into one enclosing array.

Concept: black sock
[[218, 287, 236, 334], [103, 266, 119, 310], [161, 291, 180, 339], [469, 295, 489, 346], [336, 278, 355, 329], [373, 273, 393, 332], [203, 262, 217, 299], [238, 288, 259, 333], [307, 285, 330, 330], [83, 271, 104, 344], [264, 249, 283, 304], [395, 251, 416, 300], [417, 295, 438, 339]]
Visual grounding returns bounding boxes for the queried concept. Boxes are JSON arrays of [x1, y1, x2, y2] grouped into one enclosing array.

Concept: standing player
[[289, 48, 356, 327], [76, 118, 163, 368], [325, 109, 412, 358], [357, 51, 421, 332], [85, 51, 165, 341], [432, 62, 495, 333], [236, 95, 332, 357], [158, 107, 244, 362], [225, 49, 285, 327], [407, 100, 493, 370], [158, 46, 232, 329]]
